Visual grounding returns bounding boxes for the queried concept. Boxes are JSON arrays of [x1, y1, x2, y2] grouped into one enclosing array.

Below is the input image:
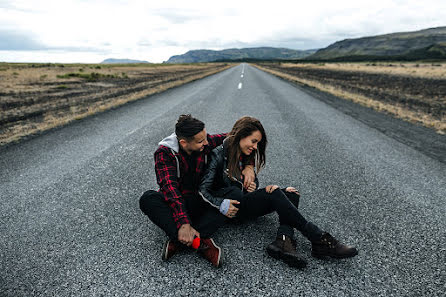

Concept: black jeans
[[139, 190, 228, 242], [220, 187, 322, 241]]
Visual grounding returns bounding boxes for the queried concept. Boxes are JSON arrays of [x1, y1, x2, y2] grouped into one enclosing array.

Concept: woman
[[199, 116, 358, 268]]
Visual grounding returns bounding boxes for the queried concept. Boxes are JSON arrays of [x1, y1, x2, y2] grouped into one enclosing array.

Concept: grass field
[[0, 63, 232, 145], [254, 62, 446, 134]]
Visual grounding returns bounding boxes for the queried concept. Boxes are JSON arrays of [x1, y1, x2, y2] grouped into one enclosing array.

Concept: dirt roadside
[[0, 63, 233, 146], [253, 63, 446, 163]]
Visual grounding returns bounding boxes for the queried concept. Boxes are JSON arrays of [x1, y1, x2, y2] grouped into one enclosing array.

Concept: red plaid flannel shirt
[[154, 133, 227, 229]]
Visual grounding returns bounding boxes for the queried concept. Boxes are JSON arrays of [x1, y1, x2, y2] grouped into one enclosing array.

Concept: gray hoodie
[[158, 133, 181, 178], [158, 132, 179, 153]]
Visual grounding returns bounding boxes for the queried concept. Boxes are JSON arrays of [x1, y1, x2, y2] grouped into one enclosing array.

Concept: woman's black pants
[[223, 187, 322, 241]]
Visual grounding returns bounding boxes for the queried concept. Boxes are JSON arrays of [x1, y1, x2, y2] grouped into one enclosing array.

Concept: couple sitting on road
[[139, 114, 358, 268]]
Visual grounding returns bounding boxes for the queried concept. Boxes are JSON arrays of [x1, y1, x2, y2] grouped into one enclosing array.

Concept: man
[[140, 114, 255, 267]]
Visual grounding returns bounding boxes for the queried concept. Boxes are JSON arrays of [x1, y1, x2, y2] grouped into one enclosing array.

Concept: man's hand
[[242, 165, 255, 189], [247, 181, 257, 192], [178, 224, 200, 246], [225, 200, 240, 218], [265, 184, 279, 193]]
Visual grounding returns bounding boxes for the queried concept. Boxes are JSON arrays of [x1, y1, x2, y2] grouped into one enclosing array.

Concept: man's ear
[[178, 138, 187, 149]]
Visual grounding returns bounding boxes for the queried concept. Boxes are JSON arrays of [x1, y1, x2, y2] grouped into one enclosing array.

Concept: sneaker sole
[[161, 240, 170, 261], [312, 250, 358, 259], [208, 238, 222, 268], [267, 247, 307, 269]]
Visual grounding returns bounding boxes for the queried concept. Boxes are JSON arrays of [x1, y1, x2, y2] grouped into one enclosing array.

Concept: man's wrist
[[176, 217, 190, 229], [243, 165, 255, 175]]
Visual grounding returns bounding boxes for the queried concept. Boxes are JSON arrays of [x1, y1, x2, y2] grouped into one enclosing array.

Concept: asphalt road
[[1, 64, 445, 297]]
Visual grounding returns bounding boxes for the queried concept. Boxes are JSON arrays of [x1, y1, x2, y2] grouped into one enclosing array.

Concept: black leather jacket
[[199, 141, 258, 209]]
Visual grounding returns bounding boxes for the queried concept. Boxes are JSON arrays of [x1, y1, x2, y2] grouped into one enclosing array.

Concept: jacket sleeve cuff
[[175, 216, 191, 229], [219, 199, 230, 215]]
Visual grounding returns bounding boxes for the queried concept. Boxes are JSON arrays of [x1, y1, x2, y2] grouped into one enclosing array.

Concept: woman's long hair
[[226, 116, 267, 179]]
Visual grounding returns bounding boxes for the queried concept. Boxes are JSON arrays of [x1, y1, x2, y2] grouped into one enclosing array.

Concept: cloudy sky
[[0, 0, 445, 63]]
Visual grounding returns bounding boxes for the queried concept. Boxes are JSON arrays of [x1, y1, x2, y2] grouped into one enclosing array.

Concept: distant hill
[[101, 58, 150, 64], [404, 42, 446, 59], [309, 27, 446, 60], [166, 47, 318, 63]]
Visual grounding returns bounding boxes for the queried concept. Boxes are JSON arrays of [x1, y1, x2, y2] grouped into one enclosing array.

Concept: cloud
[[2, 0, 446, 63], [138, 41, 152, 47], [0, 30, 45, 50], [0, 0, 42, 13], [0, 30, 107, 52], [152, 8, 211, 24]]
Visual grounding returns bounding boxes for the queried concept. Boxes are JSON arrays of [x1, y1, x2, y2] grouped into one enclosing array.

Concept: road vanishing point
[[1, 64, 445, 297]]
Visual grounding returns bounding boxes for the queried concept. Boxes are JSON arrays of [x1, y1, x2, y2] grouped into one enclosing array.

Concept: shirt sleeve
[[241, 154, 256, 166], [154, 149, 190, 229], [207, 133, 227, 150]]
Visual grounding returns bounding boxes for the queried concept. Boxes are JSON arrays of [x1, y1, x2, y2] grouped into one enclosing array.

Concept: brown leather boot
[[312, 232, 358, 259], [266, 235, 307, 269]]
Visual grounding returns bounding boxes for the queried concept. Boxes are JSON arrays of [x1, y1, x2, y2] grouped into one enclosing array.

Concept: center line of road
[[127, 129, 138, 135], [241, 74, 244, 78], [238, 82, 242, 89]]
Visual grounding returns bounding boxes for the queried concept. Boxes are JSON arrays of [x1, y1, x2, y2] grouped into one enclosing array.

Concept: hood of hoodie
[[158, 133, 179, 153]]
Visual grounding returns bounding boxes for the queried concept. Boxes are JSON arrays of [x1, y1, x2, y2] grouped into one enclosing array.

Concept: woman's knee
[[283, 190, 300, 209], [270, 188, 299, 207], [270, 188, 286, 199]]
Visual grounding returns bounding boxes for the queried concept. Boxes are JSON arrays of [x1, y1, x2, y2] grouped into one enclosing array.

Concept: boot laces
[[282, 235, 297, 250], [321, 233, 338, 248]]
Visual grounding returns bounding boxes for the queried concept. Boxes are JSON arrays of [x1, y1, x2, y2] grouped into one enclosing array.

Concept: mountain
[[166, 47, 318, 63], [404, 42, 446, 59], [309, 27, 446, 60], [101, 58, 150, 64]]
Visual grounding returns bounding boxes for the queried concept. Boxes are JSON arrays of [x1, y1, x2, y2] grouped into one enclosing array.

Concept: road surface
[[1, 64, 445, 296]]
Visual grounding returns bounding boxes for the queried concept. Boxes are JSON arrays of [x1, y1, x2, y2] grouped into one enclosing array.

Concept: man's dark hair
[[175, 114, 205, 141]]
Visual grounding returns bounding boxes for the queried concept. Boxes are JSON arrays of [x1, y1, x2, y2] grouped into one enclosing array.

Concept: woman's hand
[[265, 185, 279, 193], [225, 200, 240, 218], [246, 181, 257, 192], [241, 165, 255, 189], [285, 187, 300, 195]]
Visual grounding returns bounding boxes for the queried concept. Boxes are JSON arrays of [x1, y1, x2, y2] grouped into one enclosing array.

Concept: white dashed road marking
[[127, 129, 138, 135], [238, 83, 242, 89]]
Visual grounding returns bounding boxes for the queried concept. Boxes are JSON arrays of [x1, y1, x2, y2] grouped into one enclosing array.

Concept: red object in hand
[[192, 237, 201, 249]]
